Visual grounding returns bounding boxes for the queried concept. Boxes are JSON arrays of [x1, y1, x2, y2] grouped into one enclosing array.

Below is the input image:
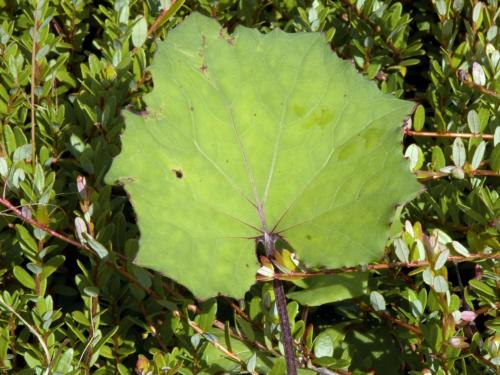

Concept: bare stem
[[361, 303, 421, 335], [30, 0, 40, 165], [263, 233, 297, 375], [460, 78, 500, 98], [416, 169, 500, 182], [147, 0, 184, 38], [257, 253, 500, 281], [0, 197, 83, 249], [0, 297, 51, 373], [405, 129, 494, 140]]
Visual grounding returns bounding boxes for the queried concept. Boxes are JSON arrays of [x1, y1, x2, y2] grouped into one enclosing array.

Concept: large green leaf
[[106, 13, 420, 299]]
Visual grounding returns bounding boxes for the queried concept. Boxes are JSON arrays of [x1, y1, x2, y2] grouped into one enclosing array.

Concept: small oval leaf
[[432, 275, 448, 293], [370, 291, 386, 311], [472, 62, 485, 86], [452, 241, 470, 257], [132, 16, 148, 48], [394, 238, 410, 263], [467, 110, 479, 133], [13, 266, 36, 289], [434, 249, 449, 270], [413, 105, 425, 131], [471, 141, 486, 170], [452, 138, 466, 167]]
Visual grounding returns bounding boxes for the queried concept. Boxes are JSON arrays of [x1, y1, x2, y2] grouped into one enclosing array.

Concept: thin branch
[[0, 297, 51, 374], [405, 129, 494, 140], [223, 297, 252, 322], [30, 0, 40, 165], [361, 303, 421, 335], [173, 310, 257, 373], [460, 79, 500, 99], [0, 197, 83, 249], [139, 302, 169, 352], [147, 0, 184, 38], [474, 302, 500, 317], [416, 169, 500, 182], [257, 253, 500, 281], [469, 350, 499, 369], [212, 318, 280, 357], [472, 170, 500, 177]]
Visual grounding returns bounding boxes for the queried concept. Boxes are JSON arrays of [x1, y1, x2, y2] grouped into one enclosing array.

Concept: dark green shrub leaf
[[13, 266, 35, 289], [490, 144, 500, 172], [197, 298, 217, 332], [413, 105, 425, 131]]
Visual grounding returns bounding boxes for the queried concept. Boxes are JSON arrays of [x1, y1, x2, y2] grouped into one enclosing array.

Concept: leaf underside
[[106, 13, 420, 299]]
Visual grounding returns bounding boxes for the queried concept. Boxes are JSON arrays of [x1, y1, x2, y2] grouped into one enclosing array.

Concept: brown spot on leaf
[[172, 169, 183, 179], [219, 27, 235, 45]]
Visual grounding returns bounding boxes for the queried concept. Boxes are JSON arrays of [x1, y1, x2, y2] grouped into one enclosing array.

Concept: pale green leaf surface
[[287, 272, 368, 306], [370, 291, 386, 311], [106, 13, 420, 299]]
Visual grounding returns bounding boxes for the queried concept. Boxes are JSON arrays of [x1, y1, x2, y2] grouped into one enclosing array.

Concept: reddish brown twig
[[471, 170, 500, 177], [405, 129, 494, 140], [147, 0, 184, 38], [416, 169, 500, 182], [461, 79, 500, 99], [257, 253, 500, 281], [361, 303, 422, 335], [223, 297, 251, 322], [474, 302, 500, 317], [0, 197, 84, 249], [0, 197, 170, 302], [30, 0, 40, 165]]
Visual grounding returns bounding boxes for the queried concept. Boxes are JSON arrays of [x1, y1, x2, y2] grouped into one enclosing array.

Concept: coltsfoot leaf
[[106, 13, 420, 299]]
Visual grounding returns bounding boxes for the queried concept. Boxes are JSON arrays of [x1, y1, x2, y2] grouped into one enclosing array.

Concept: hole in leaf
[[172, 169, 183, 179]]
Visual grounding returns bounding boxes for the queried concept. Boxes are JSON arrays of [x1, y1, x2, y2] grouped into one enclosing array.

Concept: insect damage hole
[[171, 168, 183, 179]]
